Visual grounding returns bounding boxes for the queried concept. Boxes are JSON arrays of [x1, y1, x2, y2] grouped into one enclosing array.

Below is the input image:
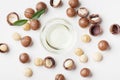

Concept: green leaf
[[13, 19, 28, 26], [32, 9, 45, 19]]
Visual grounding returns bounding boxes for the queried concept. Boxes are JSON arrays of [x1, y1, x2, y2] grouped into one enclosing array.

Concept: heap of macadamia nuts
[[23, 2, 47, 31], [66, 0, 103, 37], [7, 1, 47, 31]]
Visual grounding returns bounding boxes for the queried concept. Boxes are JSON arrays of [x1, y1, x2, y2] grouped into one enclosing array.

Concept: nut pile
[[2, 0, 119, 79], [7, 1, 47, 31]]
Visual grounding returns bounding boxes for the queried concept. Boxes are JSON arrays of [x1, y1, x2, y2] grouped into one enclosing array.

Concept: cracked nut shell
[[30, 19, 40, 30], [98, 40, 109, 51], [66, 8, 76, 17], [89, 14, 101, 24], [50, 0, 62, 8], [19, 53, 30, 63], [55, 74, 65, 80], [24, 8, 35, 19], [7, 12, 19, 25], [36, 2, 47, 11], [77, 7, 89, 17], [21, 36, 32, 47], [0, 43, 9, 53], [89, 24, 102, 36], [68, 0, 79, 8], [110, 24, 120, 35], [80, 68, 90, 77], [44, 56, 55, 68], [63, 58, 75, 70]]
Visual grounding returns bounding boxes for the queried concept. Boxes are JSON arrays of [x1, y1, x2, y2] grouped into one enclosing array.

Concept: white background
[[0, 0, 120, 80]]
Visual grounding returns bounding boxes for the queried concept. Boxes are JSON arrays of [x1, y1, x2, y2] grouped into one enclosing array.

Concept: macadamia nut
[[66, 8, 76, 17], [63, 59, 75, 70], [7, 12, 19, 25], [24, 67, 33, 77], [80, 68, 90, 77], [81, 34, 91, 43], [0, 45, 8, 52], [23, 23, 31, 31], [50, 0, 62, 8], [79, 18, 89, 28], [55, 74, 65, 80], [34, 58, 43, 66], [77, 7, 89, 17], [24, 8, 35, 19], [68, 0, 79, 8], [74, 48, 84, 56], [19, 53, 30, 63], [36, 2, 47, 11], [0, 43, 9, 53], [44, 56, 55, 68], [79, 54, 88, 63], [30, 19, 40, 30], [12, 32, 21, 41], [93, 52, 103, 62], [98, 40, 109, 51], [21, 36, 32, 47]]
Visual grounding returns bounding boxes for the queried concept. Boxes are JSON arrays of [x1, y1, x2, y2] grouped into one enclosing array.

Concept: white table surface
[[0, 0, 120, 80]]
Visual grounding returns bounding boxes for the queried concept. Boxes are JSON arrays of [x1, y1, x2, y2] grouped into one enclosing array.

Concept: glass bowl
[[40, 18, 77, 53]]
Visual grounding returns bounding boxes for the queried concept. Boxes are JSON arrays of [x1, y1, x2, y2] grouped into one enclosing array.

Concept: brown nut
[[79, 17, 89, 28], [21, 36, 32, 47], [30, 19, 40, 30], [89, 24, 102, 36], [77, 7, 89, 17], [110, 24, 120, 35], [36, 2, 47, 11], [66, 8, 76, 17], [44, 56, 55, 68], [7, 12, 19, 25], [24, 8, 35, 19], [89, 14, 101, 24], [50, 0, 62, 8], [63, 59, 75, 70], [68, 0, 79, 8], [19, 53, 30, 63], [55, 74, 65, 80], [0, 43, 9, 53], [98, 40, 109, 51], [80, 68, 91, 77]]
